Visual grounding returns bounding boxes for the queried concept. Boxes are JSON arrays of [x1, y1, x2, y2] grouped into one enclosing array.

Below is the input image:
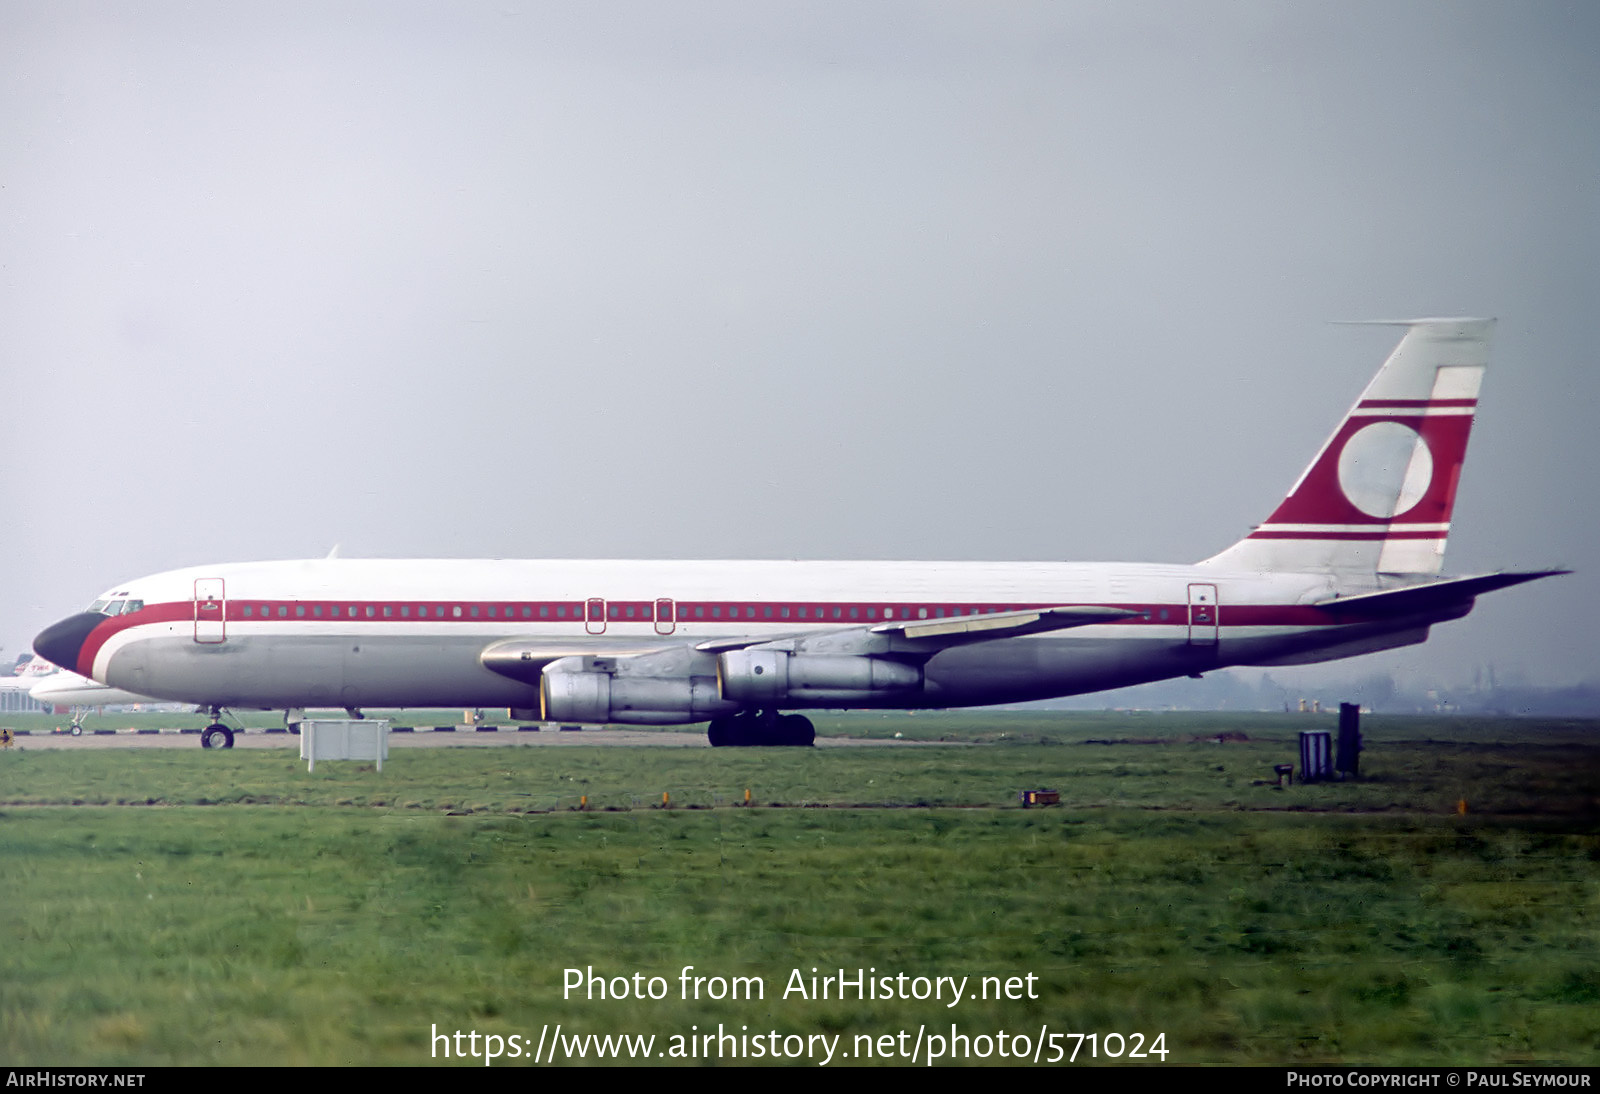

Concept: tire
[[707, 718, 732, 747], [201, 725, 235, 750], [779, 714, 816, 747]]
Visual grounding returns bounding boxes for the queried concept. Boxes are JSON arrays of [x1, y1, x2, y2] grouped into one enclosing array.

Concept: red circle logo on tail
[[1336, 421, 1433, 519]]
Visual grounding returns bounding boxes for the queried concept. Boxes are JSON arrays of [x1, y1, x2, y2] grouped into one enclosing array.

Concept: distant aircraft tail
[[1200, 318, 1493, 576]]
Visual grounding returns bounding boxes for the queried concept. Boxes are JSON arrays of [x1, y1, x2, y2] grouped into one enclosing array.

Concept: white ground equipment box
[[300, 719, 390, 772]]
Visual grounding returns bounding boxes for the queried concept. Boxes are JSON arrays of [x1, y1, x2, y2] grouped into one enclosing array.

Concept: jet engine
[[716, 649, 921, 705], [539, 655, 737, 725]]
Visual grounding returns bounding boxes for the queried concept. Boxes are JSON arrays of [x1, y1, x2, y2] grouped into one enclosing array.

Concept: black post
[[1336, 702, 1361, 778]]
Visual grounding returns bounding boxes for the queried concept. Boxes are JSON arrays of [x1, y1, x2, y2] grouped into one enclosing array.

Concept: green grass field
[[2, 711, 1597, 1066]]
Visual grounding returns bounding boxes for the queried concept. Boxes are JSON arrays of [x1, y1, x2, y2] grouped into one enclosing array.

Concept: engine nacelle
[[717, 650, 921, 705], [540, 657, 736, 725]]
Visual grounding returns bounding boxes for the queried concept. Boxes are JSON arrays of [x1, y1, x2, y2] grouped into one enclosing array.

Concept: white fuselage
[[61, 555, 1418, 716]]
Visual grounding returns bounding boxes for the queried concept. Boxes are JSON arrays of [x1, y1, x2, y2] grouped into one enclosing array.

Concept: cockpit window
[[89, 599, 110, 613], [104, 600, 126, 615], [123, 600, 143, 614]]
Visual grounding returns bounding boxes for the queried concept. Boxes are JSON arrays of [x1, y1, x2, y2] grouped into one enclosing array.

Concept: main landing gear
[[200, 707, 234, 750], [707, 711, 815, 747]]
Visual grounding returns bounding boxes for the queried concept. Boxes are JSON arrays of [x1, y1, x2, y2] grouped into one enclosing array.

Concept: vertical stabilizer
[[1200, 318, 1493, 575]]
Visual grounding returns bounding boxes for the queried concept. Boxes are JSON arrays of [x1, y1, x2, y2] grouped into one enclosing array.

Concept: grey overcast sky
[[3, 2, 1597, 688]]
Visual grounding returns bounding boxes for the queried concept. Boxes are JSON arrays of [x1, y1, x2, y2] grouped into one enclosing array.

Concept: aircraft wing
[[871, 604, 1139, 644], [484, 605, 1139, 686], [479, 638, 675, 684], [1314, 570, 1569, 618], [694, 605, 1140, 655]]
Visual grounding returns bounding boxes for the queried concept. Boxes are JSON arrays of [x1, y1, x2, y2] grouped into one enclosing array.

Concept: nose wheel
[[199, 708, 235, 749]]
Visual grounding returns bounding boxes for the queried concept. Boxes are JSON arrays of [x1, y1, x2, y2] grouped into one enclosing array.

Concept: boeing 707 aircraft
[[34, 319, 1561, 748]]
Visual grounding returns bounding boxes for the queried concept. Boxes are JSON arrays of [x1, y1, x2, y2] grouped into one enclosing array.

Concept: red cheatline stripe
[[79, 602, 191, 675], [1357, 398, 1477, 408], [1250, 530, 1448, 541]]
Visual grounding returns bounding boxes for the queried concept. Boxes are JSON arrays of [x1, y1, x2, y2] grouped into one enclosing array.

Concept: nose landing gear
[[199, 707, 235, 749]]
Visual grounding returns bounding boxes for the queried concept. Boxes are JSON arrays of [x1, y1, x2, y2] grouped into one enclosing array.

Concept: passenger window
[[296, 606, 306, 618]]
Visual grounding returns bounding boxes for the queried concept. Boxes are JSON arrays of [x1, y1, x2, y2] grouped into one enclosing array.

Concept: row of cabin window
[[235, 603, 1020, 621]]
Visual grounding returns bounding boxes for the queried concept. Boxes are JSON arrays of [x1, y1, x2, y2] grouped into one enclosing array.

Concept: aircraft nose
[[33, 612, 106, 676]]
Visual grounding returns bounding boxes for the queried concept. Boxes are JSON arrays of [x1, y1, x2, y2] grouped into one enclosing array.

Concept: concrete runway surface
[[4, 726, 919, 750]]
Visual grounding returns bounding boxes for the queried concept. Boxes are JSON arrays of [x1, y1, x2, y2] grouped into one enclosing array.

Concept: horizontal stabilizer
[[1315, 570, 1568, 618]]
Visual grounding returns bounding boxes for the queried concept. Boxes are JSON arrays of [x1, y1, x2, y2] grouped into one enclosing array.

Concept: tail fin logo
[[1201, 318, 1492, 576], [1337, 420, 1432, 518], [1268, 375, 1478, 531]]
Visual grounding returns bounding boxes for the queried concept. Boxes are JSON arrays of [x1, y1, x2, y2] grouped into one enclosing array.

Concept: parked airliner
[[0, 655, 61, 710], [28, 669, 169, 735], [34, 319, 1560, 748]]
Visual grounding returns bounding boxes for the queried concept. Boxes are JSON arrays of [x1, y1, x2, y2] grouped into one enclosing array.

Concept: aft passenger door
[[194, 578, 227, 644], [1187, 583, 1218, 645]]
